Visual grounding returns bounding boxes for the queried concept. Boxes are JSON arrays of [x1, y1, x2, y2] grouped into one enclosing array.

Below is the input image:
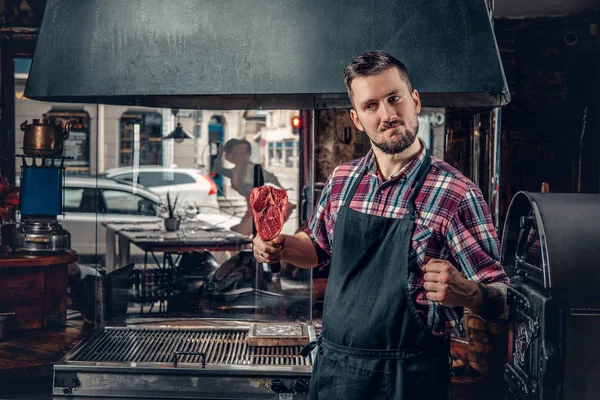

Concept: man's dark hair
[[223, 139, 252, 155], [344, 51, 412, 104]]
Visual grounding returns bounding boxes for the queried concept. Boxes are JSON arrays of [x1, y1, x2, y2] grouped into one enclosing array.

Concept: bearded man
[[253, 51, 509, 399]]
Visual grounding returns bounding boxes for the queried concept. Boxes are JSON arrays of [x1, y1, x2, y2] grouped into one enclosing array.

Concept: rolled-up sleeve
[[446, 187, 509, 287], [303, 177, 334, 268]]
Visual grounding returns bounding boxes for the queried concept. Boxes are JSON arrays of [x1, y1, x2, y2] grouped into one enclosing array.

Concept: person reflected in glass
[[213, 138, 293, 235]]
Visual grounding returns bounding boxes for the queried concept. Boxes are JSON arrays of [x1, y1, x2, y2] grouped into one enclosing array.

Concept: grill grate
[[69, 327, 312, 366]]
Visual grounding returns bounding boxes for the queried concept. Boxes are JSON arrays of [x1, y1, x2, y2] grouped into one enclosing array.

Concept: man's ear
[[412, 89, 421, 114], [350, 109, 364, 132]]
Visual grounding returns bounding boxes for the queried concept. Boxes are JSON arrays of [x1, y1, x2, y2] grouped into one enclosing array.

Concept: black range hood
[[24, 0, 510, 109]]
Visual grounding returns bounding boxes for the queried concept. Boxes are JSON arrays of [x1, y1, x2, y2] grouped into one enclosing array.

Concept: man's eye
[[389, 96, 401, 103], [364, 104, 376, 111]]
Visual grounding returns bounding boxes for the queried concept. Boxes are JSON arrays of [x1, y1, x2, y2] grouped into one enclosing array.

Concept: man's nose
[[379, 102, 398, 122]]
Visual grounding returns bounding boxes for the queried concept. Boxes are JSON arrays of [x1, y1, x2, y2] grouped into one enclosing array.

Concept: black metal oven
[[501, 192, 600, 400]]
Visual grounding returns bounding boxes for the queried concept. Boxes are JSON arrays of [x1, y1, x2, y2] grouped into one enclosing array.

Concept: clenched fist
[[423, 259, 478, 308], [253, 234, 286, 264]]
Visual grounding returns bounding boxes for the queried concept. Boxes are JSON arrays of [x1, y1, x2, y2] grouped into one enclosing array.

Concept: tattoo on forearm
[[475, 282, 508, 320]]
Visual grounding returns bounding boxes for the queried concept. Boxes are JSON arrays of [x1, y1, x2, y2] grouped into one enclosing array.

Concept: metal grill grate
[[68, 327, 312, 366]]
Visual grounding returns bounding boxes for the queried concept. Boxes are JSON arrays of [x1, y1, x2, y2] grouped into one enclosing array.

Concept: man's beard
[[371, 119, 419, 155]]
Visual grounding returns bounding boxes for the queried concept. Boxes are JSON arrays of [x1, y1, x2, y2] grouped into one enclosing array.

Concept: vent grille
[[68, 327, 312, 366]]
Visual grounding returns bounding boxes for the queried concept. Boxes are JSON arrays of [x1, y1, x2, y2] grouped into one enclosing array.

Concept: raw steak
[[250, 185, 288, 241]]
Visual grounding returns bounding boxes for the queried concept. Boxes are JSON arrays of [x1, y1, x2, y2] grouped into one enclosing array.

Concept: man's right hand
[[253, 234, 286, 264]]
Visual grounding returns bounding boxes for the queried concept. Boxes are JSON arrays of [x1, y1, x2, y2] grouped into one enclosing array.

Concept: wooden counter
[[0, 249, 78, 331], [0, 314, 89, 381], [0, 250, 78, 268]]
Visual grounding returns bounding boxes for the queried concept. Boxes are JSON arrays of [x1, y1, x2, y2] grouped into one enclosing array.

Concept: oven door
[[506, 276, 561, 400]]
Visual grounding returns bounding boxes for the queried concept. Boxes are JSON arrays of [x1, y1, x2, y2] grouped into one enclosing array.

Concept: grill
[[501, 192, 600, 400], [69, 327, 311, 366], [54, 323, 316, 399]]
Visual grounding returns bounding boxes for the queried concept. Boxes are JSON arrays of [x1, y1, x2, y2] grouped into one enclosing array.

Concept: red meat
[[249, 186, 288, 241]]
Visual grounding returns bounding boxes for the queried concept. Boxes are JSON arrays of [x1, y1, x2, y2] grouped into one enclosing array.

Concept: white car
[[60, 177, 162, 261], [103, 166, 219, 212], [60, 177, 240, 264]]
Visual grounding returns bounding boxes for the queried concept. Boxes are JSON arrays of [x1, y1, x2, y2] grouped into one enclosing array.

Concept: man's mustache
[[380, 119, 405, 132]]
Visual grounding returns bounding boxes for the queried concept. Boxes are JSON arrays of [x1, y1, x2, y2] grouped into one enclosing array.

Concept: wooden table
[[103, 221, 252, 272], [103, 223, 252, 314], [116, 224, 252, 253], [0, 249, 78, 331]]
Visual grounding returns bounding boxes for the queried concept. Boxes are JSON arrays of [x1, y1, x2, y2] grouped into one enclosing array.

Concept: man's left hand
[[423, 259, 479, 308]]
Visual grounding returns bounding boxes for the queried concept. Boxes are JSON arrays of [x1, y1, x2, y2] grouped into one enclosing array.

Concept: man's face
[[349, 67, 421, 155], [225, 143, 250, 165]]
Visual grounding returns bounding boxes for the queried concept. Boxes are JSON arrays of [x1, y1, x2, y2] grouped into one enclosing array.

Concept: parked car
[[60, 177, 240, 264], [103, 166, 219, 212], [60, 177, 162, 261]]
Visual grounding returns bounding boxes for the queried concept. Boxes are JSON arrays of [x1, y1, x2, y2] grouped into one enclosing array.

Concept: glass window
[[64, 187, 102, 213], [119, 111, 163, 167], [173, 173, 195, 185], [278, 111, 286, 128], [138, 171, 195, 187], [64, 188, 84, 212], [46, 109, 91, 176], [102, 189, 156, 215], [138, 172, 168, 187], [268, 148, 275, 167], [111, 173, 134, 183], [284, 140, 295, 167]]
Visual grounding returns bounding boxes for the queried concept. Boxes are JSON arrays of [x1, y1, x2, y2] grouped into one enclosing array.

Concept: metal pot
[[164, 217, 180, 232], [20, 113, 76, 157]]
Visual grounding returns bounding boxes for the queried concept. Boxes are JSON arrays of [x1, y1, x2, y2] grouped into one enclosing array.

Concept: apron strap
[[343, 164, 367, 208], [406, 149, 431, 217], [343, 148, 432, 213]]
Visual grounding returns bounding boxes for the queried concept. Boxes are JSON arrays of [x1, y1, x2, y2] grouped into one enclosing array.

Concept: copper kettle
[[20, 114, 76, 157]]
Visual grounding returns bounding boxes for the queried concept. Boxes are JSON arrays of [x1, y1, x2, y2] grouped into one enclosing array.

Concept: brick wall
[[466, 312, 509, 379], [445, 11, 600, 226], [497, 11, 600, 211]]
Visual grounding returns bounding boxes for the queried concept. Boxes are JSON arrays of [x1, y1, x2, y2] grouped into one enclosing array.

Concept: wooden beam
[[0, 29, 37, 184], [0, 38, 16, 184]]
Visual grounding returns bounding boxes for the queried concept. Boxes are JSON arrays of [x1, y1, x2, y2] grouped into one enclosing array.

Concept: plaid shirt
[[305, 145, 509, 336]]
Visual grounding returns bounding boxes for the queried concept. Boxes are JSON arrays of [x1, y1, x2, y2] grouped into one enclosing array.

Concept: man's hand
[[423, 259, 480, 308], [253, 234, 286, 264]]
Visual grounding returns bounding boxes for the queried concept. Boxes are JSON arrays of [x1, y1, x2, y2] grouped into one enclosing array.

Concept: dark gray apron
[[308, 150, 451, 399]]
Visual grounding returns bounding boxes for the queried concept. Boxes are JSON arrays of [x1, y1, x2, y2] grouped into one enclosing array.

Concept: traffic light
[[291, 116, 302, 135]]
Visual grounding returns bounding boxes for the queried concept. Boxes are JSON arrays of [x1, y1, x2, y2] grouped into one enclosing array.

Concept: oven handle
[[172, 351, 206, 368], [515, 256, 544, 276]]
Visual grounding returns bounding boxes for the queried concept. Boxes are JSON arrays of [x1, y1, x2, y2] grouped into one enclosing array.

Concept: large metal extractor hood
[[25, 0, 510, 109]]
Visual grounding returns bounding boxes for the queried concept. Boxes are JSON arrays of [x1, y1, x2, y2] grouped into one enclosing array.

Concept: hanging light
[[165, 109, 194, 143]]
